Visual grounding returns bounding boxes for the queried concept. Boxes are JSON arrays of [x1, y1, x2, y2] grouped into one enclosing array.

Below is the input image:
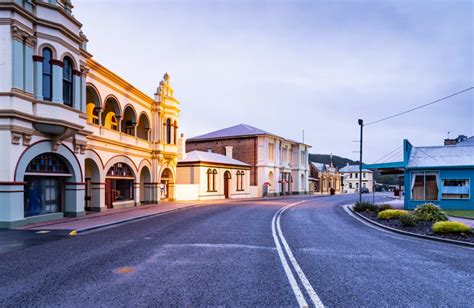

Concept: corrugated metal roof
[[407, 144, 474, 168], [178, 151, 249, 167]]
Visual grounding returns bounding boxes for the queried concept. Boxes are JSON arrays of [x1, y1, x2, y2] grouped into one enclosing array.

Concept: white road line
[[272, 206, 309, 307], [276, 201, 325, 308]]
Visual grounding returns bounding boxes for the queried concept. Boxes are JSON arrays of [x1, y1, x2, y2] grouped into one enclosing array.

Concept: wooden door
[[105, 178, 113, 209], [224, 172, 230, 199]]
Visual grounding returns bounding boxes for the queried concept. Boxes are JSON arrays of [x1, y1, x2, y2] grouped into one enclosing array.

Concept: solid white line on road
[[272, 205, 309, 308], [276, 201, 325, 308]]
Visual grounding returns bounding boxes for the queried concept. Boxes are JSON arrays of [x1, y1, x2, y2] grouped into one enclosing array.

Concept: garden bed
[[359, 210, 474, 244]]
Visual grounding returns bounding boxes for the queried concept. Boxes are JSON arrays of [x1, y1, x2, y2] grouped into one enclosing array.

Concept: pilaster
[[11, 39, 24, 90], [72, 70, 81, 109], [24, 42, 34, 94], [51, 59, 64, 103], [33, 55, 44, 100]]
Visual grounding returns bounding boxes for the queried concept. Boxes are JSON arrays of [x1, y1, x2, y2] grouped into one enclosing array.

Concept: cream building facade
[[186, 124, 311, 197], [0, 0, 180, 227], [340, 164, 374, 193], [176, 148, 254, 201]]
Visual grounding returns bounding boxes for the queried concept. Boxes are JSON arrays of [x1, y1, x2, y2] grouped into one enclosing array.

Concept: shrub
[[414, 203, 448, 222], [376, 204, 393, 212], [353, 201, 377, 212], [432, 221, 471, 234], [399, 213, 417, 227], [378, 209, 408, 220]]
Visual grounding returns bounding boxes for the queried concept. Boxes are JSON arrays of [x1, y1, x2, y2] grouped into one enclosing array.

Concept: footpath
[[16, 194, 315, 234]]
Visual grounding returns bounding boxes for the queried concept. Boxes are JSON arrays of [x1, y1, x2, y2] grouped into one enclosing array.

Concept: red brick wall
[[186, 137, 258, 185]]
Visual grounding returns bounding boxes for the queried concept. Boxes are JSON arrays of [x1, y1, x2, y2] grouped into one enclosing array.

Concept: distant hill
[[309, 153, 399, 185], [309, 154, 358, 169]]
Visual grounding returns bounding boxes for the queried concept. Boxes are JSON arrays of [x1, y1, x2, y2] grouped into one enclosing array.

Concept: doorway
[[224, 171, 231, 199]]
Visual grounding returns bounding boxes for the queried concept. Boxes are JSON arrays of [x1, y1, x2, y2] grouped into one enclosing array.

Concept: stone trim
[[32, 55, 44, 62], [72, 69, 81, 76], [50, 59, 64, 67]]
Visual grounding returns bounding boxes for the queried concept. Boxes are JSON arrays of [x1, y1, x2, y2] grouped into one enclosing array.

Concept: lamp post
[[358, 119, 363, 204]]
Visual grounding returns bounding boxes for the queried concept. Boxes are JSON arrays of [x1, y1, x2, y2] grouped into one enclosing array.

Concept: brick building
[[186, 124, 310, 197]]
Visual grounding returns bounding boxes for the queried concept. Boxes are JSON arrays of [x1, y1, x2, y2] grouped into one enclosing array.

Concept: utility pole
[[358, 119, 363, 203]]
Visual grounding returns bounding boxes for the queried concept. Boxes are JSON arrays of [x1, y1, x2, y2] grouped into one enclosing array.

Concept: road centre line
[[272, 200, 325, 308]]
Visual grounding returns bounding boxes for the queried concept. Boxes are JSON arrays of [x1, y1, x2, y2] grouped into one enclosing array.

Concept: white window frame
[[441, 179, 470, 200], [410, 172, 439, 201]]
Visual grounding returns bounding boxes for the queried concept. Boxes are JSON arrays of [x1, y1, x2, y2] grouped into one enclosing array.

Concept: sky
[[73, 0, 473, 163]]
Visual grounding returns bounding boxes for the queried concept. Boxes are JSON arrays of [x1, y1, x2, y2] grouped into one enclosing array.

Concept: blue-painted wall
[[404, 168, 474, 210]]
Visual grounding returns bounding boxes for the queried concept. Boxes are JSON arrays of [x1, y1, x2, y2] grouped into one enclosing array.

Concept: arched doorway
[[105, 162, 135, 208], [224, 171, 231, 199], [140, 166, 151, 204], [85, 158, 102, 211], [160, 168, 174, 201], [23, 153, 70, 217]]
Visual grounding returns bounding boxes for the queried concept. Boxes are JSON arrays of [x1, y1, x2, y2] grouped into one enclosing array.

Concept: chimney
[[225, 146, 233, 158], [444, 138, 457, 146], [178, 133, 186, 159]]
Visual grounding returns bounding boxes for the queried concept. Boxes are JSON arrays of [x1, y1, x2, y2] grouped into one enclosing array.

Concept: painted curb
[[345, 205, 474, 248]]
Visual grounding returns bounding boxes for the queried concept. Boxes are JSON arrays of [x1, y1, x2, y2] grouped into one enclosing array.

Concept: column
[[91, 182, 106, 211], [33, 55, 43, 100], [24, 39, 34, 94], [97, 109, 103, 126], [11, 38, 24, 90], [80, 67, 88, 112], [73, 70, 81, 110], [51, 60, 63, 103]]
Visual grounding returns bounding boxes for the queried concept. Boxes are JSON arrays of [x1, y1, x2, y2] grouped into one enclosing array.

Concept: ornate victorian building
[[309, 162, 341, 194], [0, 0, 181, 227]]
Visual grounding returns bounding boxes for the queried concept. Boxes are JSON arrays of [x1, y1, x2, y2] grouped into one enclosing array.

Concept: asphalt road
[[0, 194, 473, 307]]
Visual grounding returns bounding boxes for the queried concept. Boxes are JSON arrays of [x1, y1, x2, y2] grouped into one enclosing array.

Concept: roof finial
[[163, 72, 170, 81]]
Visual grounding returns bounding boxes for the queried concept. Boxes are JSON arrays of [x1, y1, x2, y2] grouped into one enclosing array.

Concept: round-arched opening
[[102, 97, 121, 131], [137, 113, 150, 141], [140, 166, 151, 204], [23, 153, 71, 217], [122, 105, 137, 136], [224, 171, 231, 199], [85, 158, 102, 211], [86, 85, 101, 125], [105, 162, 135, 208], [160, 168, 174, 201]]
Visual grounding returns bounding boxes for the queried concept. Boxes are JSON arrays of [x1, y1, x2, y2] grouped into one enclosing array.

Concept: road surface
[[0, 194, 472, 307]]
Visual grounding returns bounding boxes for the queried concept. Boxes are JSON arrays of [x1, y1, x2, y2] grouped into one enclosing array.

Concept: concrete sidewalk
[[16, 201, 212, 233], [15, 195, 313, 233]]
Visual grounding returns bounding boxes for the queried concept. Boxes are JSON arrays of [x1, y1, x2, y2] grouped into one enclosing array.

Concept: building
[[309, 162, 341, 194], [175, 147, 255, 200], [186, 124, 311, 197], [340, 164, 374, 193], [365, 138, 474, 210], [0, 1, 180, 228]]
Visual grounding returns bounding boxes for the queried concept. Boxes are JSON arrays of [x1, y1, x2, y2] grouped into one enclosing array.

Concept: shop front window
[[24, 153, 70, 217], [442, 179, 470, 200], [411, 172, 439, 201]]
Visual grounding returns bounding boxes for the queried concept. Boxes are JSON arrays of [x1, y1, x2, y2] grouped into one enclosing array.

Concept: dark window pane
[[43, 76, 51, 100]]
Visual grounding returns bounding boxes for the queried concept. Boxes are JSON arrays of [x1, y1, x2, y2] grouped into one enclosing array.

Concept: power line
[[365, 87, 474, 126], [373, 145, 401, 163]]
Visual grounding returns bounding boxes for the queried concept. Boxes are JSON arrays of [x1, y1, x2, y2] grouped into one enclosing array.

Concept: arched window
[[207, 169, 215, 192], [236, 171, 245, 191], [174, 121, 178, 144], [212, 169, 217, 191], [42, 48, 52, 101], [166, 119, 171, 144], [63, 57, 73, 106]]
